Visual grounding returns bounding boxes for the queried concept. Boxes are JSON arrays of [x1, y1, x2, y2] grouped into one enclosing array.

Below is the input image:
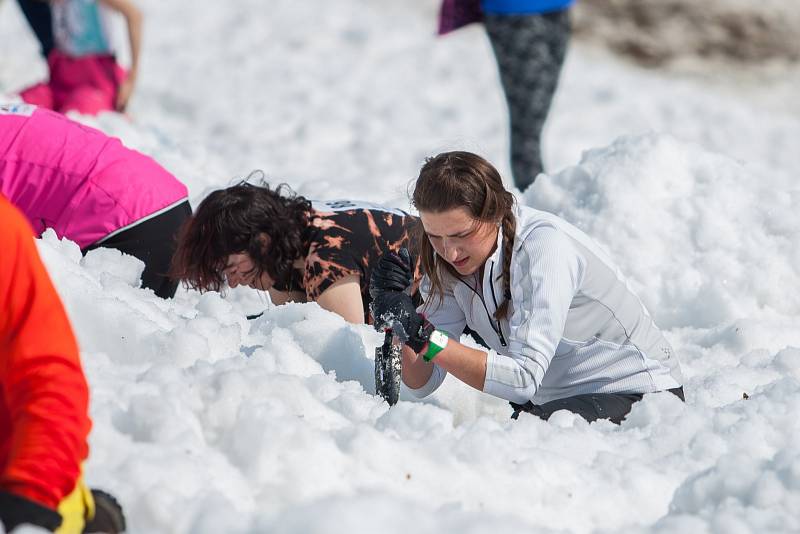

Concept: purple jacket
[[0, 104, 188, 249], [439, 0, 574, 34]]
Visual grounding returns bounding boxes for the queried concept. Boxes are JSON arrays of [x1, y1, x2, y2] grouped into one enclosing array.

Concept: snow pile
[[1, 0, 799, 532], [529, 133, 799, 331], [32, 129, 800, 532]]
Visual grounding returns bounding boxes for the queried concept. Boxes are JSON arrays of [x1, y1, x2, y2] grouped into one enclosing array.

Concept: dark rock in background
[[573, 0, 800, 67]]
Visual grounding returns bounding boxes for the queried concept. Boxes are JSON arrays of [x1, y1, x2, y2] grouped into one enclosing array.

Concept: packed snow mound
[[3, 0, 799, 531], [527, 133, 800, 332], [33, 195, 800, 533]]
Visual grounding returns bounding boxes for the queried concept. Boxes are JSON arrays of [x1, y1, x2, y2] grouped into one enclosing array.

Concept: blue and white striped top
[[52, 0, 114, 57]]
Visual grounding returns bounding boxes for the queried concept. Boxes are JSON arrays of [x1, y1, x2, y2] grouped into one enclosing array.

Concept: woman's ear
[[255, 232, 271, 253]]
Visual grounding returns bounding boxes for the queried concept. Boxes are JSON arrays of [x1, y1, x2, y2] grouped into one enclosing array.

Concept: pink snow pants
[[21, 49, 127, 116]]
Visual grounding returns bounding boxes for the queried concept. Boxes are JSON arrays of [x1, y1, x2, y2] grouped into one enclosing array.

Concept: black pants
[[485, 9, 571, 191], [84, 201, 191, 299], [511, 387, 685, 424], [16, 0, 54, 57]]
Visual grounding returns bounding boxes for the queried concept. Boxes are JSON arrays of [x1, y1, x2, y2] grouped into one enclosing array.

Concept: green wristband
[[422, 330, 449, 362]]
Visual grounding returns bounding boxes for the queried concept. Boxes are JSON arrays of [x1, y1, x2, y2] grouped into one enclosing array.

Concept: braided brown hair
[[412, 151, 516, 319]]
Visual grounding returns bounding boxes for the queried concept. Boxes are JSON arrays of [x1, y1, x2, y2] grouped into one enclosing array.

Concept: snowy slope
[[1, 1, 799, 533]]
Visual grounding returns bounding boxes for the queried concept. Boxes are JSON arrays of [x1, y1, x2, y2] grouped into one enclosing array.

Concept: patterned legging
[[485, 9, 571, 191]]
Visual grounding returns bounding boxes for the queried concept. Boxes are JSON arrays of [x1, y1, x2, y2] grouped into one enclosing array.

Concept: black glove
[[0, 490, 62, 532], [369, 248, 414, 298], [371, 290, 434, 354], [85, 488, 127, 534]]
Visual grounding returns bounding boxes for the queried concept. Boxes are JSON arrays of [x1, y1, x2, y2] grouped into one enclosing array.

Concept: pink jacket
[[0, 104, 188, 249]]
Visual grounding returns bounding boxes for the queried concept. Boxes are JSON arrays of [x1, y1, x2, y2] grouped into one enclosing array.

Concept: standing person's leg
[[16, 0, 55, 107], [16, 0, 54, 58], [84, 201, 192, 298], [484, 10, 571, 191]]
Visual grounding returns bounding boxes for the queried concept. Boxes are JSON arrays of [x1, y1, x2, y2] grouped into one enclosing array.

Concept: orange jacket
[[0, 195, 91, 509]]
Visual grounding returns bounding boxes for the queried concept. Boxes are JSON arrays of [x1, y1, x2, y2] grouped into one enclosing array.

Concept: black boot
[[84, 489, 126, 534]]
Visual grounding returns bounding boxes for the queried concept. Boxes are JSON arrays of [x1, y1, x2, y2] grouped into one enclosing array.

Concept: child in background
[[19, 0, 142, 115]]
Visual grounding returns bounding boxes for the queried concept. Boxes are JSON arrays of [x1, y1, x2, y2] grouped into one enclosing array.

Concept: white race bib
[[0, 103, 35, 116], [312, 199, 408, 217]]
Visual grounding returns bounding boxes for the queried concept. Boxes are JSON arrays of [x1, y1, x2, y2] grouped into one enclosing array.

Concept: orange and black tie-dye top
[[272, 200, 420, 319]]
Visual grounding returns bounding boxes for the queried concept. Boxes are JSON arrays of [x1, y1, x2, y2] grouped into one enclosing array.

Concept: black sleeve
[[0, 490, 62, 532]]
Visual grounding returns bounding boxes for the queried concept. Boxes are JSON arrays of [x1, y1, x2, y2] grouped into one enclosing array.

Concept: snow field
[[1, 0, 799, 532]]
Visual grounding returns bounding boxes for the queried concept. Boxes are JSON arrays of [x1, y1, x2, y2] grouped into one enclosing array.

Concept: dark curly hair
[[170, 180, 312, 292]]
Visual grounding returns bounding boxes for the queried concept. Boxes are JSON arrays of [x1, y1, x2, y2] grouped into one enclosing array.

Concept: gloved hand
[[0, 490, 62, 532], [371, 290, 434, 354], [369, 248, 414, 297], [370, 248, 432, 353]]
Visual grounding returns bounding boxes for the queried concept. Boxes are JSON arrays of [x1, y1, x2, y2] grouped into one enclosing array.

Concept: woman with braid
[[369, 151, 685, 423]]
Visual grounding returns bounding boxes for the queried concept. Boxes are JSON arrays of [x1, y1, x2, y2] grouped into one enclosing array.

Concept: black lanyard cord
[[457, 263, 508, 347]]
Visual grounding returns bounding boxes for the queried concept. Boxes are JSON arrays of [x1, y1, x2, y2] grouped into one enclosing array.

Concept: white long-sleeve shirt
[[411, 205, 683, 405]]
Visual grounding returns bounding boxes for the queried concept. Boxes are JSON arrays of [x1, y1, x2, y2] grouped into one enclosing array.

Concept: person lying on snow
[[0, 196, 124, 533], [0, 103, 190, 299], [170, 179, 420, 324], [370, 151, 685, 423]]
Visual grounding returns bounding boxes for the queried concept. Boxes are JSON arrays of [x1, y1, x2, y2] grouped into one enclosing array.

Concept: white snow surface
[[1, 1, 800, 533]]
